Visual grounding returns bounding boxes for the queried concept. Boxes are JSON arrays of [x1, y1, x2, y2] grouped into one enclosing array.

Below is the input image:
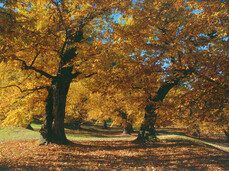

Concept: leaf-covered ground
[[0, 139, 228, 170], [0, 124, 228, 170]]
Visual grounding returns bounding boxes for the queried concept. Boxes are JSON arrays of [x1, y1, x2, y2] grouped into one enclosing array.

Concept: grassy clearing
[[30, 122, 42, 130], [0, 127, 40, 140], [0, 122, 42, 140], [66, 132, 135, 141], [0, 124, 228, 170], [0, 122, 135, 141]]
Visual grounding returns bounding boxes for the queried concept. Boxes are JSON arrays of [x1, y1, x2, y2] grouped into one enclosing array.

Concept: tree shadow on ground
[[0, 139, 228, 170]]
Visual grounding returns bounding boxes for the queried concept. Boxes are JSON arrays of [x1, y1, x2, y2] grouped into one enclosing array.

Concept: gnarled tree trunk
[[135, 104, 158, 142], [39, 29, 84, 145], [134, 79, 180, 143], [39, 67, 73, 145]]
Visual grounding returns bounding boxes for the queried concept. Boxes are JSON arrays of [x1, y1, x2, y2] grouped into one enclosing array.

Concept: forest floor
[[0, 123, 228, 170]]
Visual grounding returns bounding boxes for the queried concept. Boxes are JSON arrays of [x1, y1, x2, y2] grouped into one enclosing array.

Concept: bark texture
[[39, 67, 73, 145], [39, 86, 54, 145], [134, 79, 180, 143], [39, 30, 83, 145]]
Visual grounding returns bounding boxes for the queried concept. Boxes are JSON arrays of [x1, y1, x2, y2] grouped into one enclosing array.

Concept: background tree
[[65, 80, 90, 129], [84, 87, 145, 133]]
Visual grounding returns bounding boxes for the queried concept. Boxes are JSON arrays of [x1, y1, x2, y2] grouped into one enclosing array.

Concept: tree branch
[[72, 71, 97, 79], [85, 72, 97, 78], [30, 51, 40, 67], [0, 84, 47, 93], [193, 70, 221, 86], [16, 59, 55, 79], [71, 71, 82, 79], [51, 0, 67, 30], [0, 10, 16, 23]]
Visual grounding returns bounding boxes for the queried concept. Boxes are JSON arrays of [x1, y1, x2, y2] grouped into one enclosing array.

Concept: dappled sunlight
[[0, 139, 228, 170]]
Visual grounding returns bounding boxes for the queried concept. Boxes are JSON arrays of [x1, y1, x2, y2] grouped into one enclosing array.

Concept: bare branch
[[16, 59, 55, 79], [85, 72, 97, 78], [193, 70, 221, 86], [30, 51, 40, 67], [0, 84, 23, 92], [0, 84, 47, 93]]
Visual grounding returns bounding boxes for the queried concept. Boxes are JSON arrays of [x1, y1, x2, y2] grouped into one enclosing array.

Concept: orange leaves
[[0, 0, 228, 132], [0, 139, 228, 170], [0, 61, 47, 127]]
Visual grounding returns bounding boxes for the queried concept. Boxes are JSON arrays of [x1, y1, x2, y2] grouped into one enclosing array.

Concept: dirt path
[[159, 134, 229, 153], [68, 124, 229, 153]]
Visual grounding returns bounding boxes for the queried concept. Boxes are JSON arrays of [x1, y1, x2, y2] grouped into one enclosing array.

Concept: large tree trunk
[[135, 104, 158, 142], [122, 122, 133, 135], [134, 80, 179, 143], [39, 67, 73, 145], [39, 86, 54, 145]]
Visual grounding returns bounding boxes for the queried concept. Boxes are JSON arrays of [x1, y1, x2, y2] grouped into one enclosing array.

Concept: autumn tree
[[0, 0, 131, 145], [104, 0, 229, 142], [84, 88, 145, 134], [0, 0, 228, 144]]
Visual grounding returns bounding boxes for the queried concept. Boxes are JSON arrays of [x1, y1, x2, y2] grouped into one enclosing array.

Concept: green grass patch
[[30, 122, 42, 130], [0, 127, 40, 140], [66, 132, 135, 141], [0, 124, 135, 141], [0, 121, 42, 140]]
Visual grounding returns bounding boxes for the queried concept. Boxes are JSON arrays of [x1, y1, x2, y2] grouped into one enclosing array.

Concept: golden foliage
[[0, 0, 228, 132]]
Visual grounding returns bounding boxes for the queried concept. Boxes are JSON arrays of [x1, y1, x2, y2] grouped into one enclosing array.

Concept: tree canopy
[[0, 0, 228, 144]]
